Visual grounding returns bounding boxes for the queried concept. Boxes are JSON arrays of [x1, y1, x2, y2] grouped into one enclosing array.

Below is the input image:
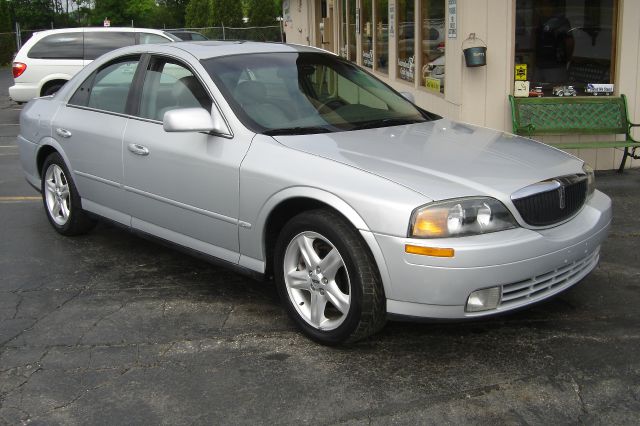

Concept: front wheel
[[41, 152, 95, 236], [274, 210, 386, 345]]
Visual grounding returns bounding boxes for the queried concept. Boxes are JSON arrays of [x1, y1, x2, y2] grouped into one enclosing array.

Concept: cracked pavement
[[1, 68, 639, 425]]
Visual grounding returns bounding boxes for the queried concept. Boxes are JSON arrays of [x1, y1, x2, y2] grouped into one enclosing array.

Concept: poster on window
[[448, 0, 457, 38]]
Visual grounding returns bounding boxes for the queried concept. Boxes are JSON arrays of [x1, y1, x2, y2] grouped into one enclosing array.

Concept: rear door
[[53, 55, 142, 225]]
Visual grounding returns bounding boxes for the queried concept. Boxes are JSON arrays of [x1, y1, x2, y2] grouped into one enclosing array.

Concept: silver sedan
[[17, 42, 612, 344]]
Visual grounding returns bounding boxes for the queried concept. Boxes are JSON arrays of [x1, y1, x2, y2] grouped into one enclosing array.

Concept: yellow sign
[[515, 64, 527, 81], [425, 77, 441, 92]]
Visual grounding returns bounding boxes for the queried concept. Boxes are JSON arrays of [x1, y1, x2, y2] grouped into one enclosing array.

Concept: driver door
[[122, 56, 250, 263]]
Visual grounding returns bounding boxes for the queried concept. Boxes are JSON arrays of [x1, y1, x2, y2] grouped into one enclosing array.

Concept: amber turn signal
[[405, 244, 454, 257]]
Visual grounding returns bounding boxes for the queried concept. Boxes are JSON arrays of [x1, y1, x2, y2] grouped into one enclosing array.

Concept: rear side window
[[84, 32, 135, 60], [27, 32, 83, 59], [70, 56, 140, 115]]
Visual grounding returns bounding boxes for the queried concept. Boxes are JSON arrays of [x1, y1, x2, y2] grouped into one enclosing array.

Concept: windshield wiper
[[351, 118, 425, 131], [263, 126, 332, 136]]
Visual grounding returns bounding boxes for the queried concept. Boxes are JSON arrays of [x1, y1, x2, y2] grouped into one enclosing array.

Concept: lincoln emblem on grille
[[558, 184, 566, 210]]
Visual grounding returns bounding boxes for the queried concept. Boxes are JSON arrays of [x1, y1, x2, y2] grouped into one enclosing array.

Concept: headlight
[[583, 163, 595, 198], [409, 197, 518, 238]]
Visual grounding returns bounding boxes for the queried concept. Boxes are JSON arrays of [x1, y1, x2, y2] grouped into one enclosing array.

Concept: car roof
[[31, 27, 170, 36], [167, 41, 329, 60]]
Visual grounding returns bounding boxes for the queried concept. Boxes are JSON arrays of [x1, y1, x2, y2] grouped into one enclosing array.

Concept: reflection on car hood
[[272, 119, 584, 202]]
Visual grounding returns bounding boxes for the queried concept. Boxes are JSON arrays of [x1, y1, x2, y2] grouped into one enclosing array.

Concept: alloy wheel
[[283, 231, 351, 330], [44, 163, 71, 226]]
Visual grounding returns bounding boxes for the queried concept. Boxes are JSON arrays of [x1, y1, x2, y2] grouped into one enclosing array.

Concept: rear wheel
[[41, 82, 64, 97], [274, 210, 386, 345], [41, 152, 95, 236]]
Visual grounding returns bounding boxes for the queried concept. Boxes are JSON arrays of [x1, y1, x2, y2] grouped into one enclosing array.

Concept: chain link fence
[[170, 26, 283, 42]]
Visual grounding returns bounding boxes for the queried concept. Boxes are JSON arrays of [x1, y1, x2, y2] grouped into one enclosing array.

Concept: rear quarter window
[[27, 32, 83, 59]]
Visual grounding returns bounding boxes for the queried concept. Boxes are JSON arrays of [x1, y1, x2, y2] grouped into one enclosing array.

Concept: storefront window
[[514, 0, 617, 97], [375, 0, 389, 73], [348, 0, 357, 62], [341, 0, 348, 58], [361, 0, 373, 68], [421, 0, 446, 94], [397, 0, 415, 83]]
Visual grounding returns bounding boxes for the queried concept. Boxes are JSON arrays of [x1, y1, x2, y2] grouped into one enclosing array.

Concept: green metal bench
[[509, 94, 640, 172]]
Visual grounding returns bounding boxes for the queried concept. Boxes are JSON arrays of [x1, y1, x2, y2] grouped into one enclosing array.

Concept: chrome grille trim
[[500, 249, 600, 308], [511, 174, 588, 227]]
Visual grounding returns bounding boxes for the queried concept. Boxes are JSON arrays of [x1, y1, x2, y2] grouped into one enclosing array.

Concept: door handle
[[127, 143, 149, 156], [55, 128, 72, 138]]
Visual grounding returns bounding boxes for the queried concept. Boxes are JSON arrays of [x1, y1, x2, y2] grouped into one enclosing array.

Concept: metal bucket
[[463, 46, 487, 67]]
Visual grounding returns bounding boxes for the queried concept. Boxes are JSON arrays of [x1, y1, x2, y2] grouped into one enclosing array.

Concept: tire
[[274, 209, 386, 345], [41, 82, 64, 97], [41, 152, 95, 236]]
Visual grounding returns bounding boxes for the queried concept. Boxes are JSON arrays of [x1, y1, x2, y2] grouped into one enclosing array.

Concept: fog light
[[465, 287, 501, 312]]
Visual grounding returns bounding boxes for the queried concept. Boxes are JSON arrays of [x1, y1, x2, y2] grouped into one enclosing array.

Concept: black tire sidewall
[[274, 211, 367, 345], [42, 83, 63, 97], [40, 152, 88, 235]]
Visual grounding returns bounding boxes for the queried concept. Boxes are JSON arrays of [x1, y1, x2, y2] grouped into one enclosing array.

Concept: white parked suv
[[10, 27, 179, 103]]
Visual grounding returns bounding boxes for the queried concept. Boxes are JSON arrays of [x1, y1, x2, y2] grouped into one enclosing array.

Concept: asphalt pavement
[[1, 67, 639, 425]]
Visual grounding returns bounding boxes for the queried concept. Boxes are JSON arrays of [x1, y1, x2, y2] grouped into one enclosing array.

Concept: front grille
[[500, 249, 599, 308], [512, 178, 587, 226]]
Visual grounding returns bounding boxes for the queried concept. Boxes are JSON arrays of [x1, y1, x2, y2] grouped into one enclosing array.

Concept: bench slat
[[509, 94, 639, 172]]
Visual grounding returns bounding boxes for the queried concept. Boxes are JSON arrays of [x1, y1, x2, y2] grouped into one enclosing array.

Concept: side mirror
[[163, 107, 230, 135], [400, 91, 415, 103]]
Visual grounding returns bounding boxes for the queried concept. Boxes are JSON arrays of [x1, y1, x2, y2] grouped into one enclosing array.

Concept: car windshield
[[201, 52, 435, 135]]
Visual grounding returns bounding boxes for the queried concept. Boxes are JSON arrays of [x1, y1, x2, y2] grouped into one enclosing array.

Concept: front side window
[[421, 0, 446, 94], [201, 52, 431, 134], [515, 0, 617, 96], [27, 32, 83, 60], [84, 32, 135, 60], [72, 57, 139, 114], [397, 0, 416, 83], [138, 58, 211, 122]]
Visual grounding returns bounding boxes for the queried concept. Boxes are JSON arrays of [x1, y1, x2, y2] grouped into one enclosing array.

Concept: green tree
[[210, 0, 243, 27], [185, 0, 210, 27], [157, 0, 187, 28], [93, 0, 126, 25], [11, 0, 54, 30], [246, 0, 278, 26], [0, 0, 14, 64], [93, 0, 159, 27], [124, 0, 156, 26]]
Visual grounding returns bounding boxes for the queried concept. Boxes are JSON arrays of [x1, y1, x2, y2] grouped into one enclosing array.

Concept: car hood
[[272, 119, 585, 202]]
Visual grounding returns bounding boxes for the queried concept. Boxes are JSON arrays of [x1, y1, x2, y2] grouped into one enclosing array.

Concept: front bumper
[[370, 190, 612, 319]]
